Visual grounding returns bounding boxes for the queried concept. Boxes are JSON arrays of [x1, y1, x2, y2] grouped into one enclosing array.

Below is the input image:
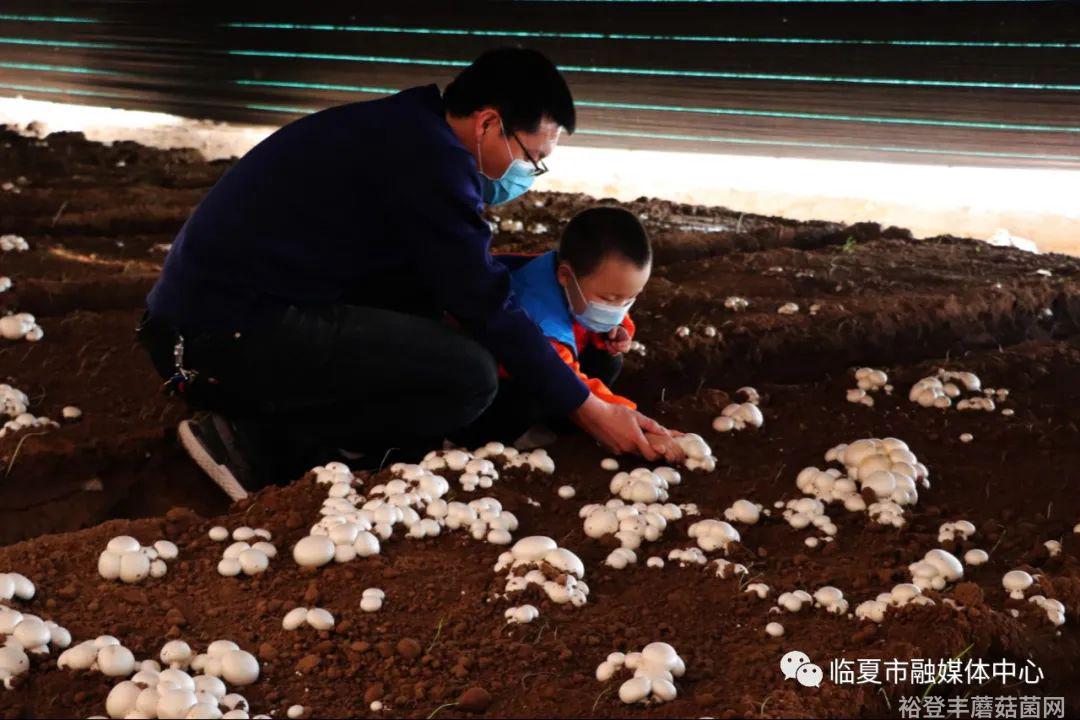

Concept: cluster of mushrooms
[[291, 446, 550, 570], [595, 642, 685, 704], [0, 234, 40, 340], [909, 369, 1010, 414], [211, 527, 276, 578], [711, 387, 764, 434], [0, 383, 56, 439], [0, 312, 43, 342], [795, 437, 929, 529], [1, 574, 73, 689], [0, 234, 28, 252], [494, 536, 589, 611], [98, 536, 178, 584], [93, 639, 264, 718], [846, 367, 891, 407]]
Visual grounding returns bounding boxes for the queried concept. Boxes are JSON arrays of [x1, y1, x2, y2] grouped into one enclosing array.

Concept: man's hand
[[644, 431, 687, 465], [573, 394, 682, 462], [603, 325, 632, 355]]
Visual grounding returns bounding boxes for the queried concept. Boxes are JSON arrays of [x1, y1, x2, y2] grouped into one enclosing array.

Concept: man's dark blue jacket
[[147, 85, 589, 415]]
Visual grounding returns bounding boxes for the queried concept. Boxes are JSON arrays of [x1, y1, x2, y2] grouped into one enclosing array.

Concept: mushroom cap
[[963, 549, 989, 566], [1003, 570, 1034, 591], [119, 551, 151, 583], [282, 607, 308, 631], [156, 687, 197, 719], [544, 548, 585, 578], [160, 640, 193, 666], [97, 644, 136, 677], [618, 676, 652, 704], [925, 549, 964, 581], [305, 608, 335, 630], [219, 650, 259, 686], [107, 536, 142, 554], [510, 536, 558, 563], [641, 642, 679, 668], [292, 535, 336, 568]]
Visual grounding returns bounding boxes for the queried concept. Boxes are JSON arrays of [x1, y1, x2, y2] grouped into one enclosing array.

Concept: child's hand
[[604, 325, 632, 355]]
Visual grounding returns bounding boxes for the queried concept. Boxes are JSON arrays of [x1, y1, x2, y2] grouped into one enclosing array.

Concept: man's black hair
[[559, 206, 652, 277], [443, 47, 576, 135]]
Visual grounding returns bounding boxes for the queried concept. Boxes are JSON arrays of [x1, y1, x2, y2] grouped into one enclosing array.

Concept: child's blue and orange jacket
[[498, 251, 636, 409]]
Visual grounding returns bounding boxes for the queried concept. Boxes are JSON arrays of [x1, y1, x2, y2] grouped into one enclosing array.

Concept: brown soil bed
[[0, 128, 1078, 718]]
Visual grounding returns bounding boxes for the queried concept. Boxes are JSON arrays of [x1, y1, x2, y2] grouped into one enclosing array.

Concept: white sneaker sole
[[178, 420, 249, 501]]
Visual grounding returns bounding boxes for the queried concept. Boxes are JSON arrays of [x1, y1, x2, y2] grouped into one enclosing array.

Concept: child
[[460, 206, 681, 460]]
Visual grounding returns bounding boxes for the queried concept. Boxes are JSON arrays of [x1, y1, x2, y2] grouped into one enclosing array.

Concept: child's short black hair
[[559, 206, 652, 277]]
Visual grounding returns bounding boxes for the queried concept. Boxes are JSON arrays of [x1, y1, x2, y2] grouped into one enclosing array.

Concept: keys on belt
[[163, 334, 198, 396]]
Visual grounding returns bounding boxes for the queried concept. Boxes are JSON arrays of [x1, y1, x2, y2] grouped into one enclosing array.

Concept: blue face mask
[[565, 270, 635, 334], [477, 122, 536, 206], [480, 160, 534, 205]]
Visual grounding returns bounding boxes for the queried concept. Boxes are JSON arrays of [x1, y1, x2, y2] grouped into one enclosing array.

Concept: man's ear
[[474, 108, 500, 142]]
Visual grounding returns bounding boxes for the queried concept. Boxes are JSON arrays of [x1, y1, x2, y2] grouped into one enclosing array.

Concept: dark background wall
[[1, 0, 1078, 168]]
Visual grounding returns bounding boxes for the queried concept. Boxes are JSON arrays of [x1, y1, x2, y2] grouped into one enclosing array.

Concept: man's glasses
[[511, 133, 549, 177]]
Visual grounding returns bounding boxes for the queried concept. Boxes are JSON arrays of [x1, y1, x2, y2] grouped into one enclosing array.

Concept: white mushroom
[[106, 680, 143, 717], [963, 549, 989, 566], [238, 549, 269, 575], [96, 645, 136, 677], [1028, 595, 1066, 626], [688, 519, 740, 553], [292, 536, 335, 568], [1002, 570, 1034, 599], [219, 650, 259, 686], [813, 586, 849, 614], [504, 605, 539, 625], [282, 608, 308, 631], [723, 499, 761, 525], [119, 551, 151, 584], [305, 608, 334, 631], [360, 588, 384, 613], [160, 641, 193, 669]]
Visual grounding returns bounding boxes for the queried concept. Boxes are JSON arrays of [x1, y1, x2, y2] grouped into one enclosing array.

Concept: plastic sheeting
[[0, 0, 1078, 168]]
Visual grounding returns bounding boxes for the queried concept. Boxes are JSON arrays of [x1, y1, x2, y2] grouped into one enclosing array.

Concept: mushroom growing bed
[[1, 129, 1080, 718]]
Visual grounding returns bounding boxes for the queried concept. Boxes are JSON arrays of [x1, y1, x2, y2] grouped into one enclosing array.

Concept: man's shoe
[[513, 423, 559, 450], [177, 412, 253, 501]]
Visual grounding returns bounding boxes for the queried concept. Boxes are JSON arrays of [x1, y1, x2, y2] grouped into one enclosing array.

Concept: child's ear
[[555, 262, 573, 289]]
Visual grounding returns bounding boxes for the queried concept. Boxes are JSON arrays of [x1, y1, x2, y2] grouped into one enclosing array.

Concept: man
[[139, 47, 681, 500]]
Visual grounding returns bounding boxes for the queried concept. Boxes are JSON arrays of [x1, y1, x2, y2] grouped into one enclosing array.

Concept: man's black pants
[[139, 303, 622, 485], [138, 303, 500, 485]]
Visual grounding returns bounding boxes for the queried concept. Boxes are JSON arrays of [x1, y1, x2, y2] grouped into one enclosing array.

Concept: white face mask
[[564, 269, 634, 333]]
